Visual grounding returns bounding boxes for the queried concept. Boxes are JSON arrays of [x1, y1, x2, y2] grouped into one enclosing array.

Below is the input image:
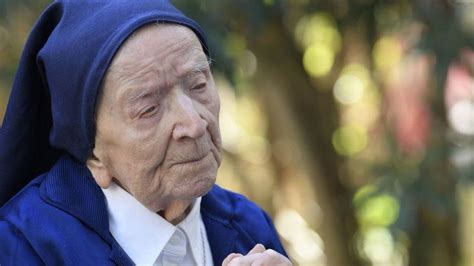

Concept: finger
[[250, 249, 292, 266], [222, 253, 243, 266], [226, 253, 264, 266], [224, 246, 265, 266], [247, 243, 266, 255]]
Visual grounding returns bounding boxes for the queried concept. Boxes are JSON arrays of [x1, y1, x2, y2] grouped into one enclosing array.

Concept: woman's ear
[[86, 152, 113, 189]]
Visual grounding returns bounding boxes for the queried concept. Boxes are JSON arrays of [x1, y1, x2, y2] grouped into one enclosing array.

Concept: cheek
[[103, 120, 171, 173], [125, 125, 170, 162], [204, 86, 220, 120], [212, 94, 221, 120], [202, 92, 222, 153]]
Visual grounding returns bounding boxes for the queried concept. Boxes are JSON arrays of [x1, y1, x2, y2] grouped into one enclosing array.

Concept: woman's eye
[[191, 82, 206, 91], [140, 105, 158, 117]]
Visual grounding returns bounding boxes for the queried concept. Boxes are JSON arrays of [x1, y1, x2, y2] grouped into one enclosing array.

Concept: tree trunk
[[249, 15, 361, 266]]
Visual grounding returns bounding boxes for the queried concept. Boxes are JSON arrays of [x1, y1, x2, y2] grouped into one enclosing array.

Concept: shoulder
[[0, 172, 72, 242], [203, 184, 270, 224], [0, 155, 106, 239], [0, 162, 113, 264], [0, 219, 43, 264], [0, 175, 47, 263], [0, 174, 47, 226], [203, 185, 287, 254]]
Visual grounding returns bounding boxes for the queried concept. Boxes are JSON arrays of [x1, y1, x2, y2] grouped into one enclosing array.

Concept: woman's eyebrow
[[122, 87, 156, 106], [178, 56, 211, 85], [192, 57, 211, 74]]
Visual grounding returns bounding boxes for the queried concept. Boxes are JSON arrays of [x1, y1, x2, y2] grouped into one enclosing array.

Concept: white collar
[[101, 182, 204, 265], [177, 192, 204, 265]]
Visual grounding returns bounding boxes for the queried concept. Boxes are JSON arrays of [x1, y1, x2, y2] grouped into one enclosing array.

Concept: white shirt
[[101, 182, 213, 266]]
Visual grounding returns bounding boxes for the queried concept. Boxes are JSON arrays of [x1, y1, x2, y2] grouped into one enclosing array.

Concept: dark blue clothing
[[0, 156, 287, 265]]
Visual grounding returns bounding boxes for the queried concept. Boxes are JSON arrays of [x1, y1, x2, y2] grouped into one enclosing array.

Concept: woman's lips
[[172, 151, 211, 166]]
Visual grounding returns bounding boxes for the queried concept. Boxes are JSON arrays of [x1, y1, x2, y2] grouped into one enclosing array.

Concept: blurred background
[[1, 0, 473, 265]]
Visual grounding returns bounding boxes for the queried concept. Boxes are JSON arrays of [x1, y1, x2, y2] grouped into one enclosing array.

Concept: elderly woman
[[0, 1, 291, 265]]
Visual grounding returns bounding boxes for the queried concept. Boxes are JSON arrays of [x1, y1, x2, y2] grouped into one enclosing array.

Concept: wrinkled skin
[[223, 244, 292, 266], [87, 24, 222, 222]]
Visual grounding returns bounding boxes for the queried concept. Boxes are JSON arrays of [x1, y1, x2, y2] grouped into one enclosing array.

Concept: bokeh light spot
[[303, 43, 334, 77], [332, 124, 368, 156], [448, 99, 474, 135], [373, 36, 402, 71], [357, 194, 400, 226], [226, 33, 247, 58], [354, 184, 377, 205], [262, 0, 274, 6], [333, 74, 365, 104], [239, 49, 258, 77], [295, 12, 342, 52], [362, 227, 394, 264], [275, 209, 326, 265]]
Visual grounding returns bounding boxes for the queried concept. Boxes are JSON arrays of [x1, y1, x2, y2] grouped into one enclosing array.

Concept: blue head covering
[[0, 0, 209, 206]]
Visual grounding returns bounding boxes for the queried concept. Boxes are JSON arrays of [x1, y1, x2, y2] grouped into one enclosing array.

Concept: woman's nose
[[171, 93, 207, 140]]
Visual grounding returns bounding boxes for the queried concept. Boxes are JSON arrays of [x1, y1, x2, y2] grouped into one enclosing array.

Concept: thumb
[[247, 243, 266, 255], [222, 253, 242, 266]]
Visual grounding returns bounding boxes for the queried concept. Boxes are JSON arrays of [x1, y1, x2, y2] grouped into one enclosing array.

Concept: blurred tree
[[1, 0, 473, 265], [174, 1, 472, 265], [401, 1, 465, 265], [174, 1, 365, 265]]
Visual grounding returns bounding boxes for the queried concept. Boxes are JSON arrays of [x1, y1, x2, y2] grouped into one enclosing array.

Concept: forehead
[[98, 23, 210, 107], [107, 23, 208, 79]]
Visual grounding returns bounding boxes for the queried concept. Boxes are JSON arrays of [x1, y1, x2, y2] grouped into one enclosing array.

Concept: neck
[[113, 179, 194, 225], [157, 199, 194, 225]]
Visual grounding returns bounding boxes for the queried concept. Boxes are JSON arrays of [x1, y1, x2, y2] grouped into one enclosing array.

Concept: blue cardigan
[[0, 156, 287, 265]]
